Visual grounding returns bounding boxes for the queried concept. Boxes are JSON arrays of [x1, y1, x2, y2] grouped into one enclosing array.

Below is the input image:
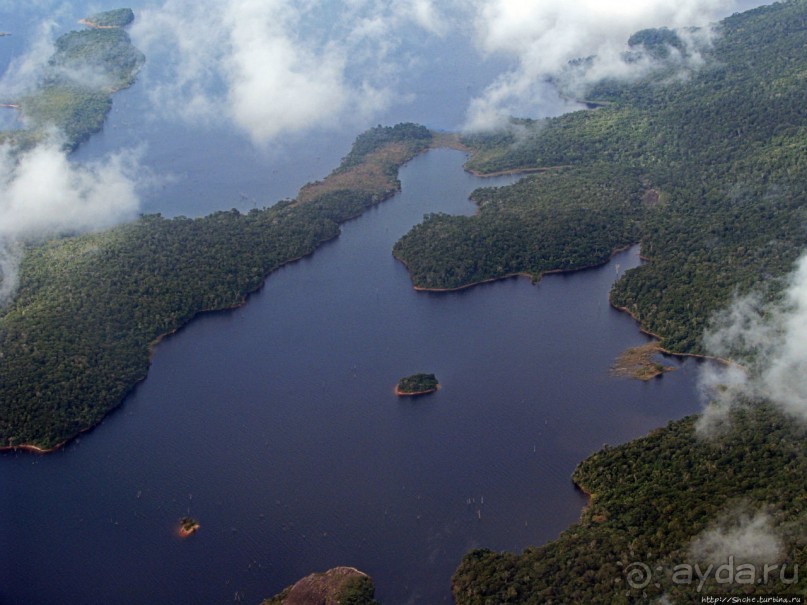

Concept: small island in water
[[396, 373, 439, 396], [179, 516, 200, 538]]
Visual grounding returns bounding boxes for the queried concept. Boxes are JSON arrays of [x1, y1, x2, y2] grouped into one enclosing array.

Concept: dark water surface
[[0, 149, 703, 604]]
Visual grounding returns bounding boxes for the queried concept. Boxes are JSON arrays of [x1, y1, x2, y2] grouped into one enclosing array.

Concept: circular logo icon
[[626, 562, 652, 589]]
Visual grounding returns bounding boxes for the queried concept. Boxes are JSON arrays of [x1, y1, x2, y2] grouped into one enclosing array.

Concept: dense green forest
[[396, 373, 439, 395], [453, 402, 807, 604], [83, 8, 135, 28], [394, 166, 644, 290], [0, 124, 432, 450], [395, 0, 807, 355], [7, 10, 143, 150]]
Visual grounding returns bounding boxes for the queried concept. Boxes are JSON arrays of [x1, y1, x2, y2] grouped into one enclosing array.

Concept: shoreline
[[398, 241, 733, 367], [1, 228, 345, 456], [609, 303, 733, 365], [399, 243, 635, 294], [573, 480, 610, 525], [0, 442, 59, 454], [574, 481, 595, 517], [395, 384, 440, 397], [430, 131, 570, 178]]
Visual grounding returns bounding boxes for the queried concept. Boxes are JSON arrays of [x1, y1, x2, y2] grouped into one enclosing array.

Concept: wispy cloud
[[698, 252, 807, 433], [0, 19, 58, 100], [462, 0, 736, 130], [130, 0, 450, 145], [690, 505, 785, 567], [0, 16, 145, 304]]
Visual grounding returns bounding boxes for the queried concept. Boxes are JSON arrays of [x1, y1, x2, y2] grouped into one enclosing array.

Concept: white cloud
[[760, 256, 807, 416], [0, 143, 139, 236], [0, 140, 141, 302], [690, 507, 785, 567], [397, 0, 448, 36], [462, 0, 737, 130], [221, 2, 352, 144], [129, 0, 769, 138], [131, 0, 453, 145]]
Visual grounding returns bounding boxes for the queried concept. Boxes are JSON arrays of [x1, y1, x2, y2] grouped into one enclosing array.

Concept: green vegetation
[[0, 123, 433, 450], [396, 373, 439, 395], [394, 166, 643, 290], [395, 0, 807, 355], [50, 27, 143, 90], [19, 85, 111, 147], [337, 122, 432, 172], [297, 124, 432, 205], [339, 576, 381, 605], [83, 8, 135, 28], [9, 11, 143, 150], [452, 402, 807, 603]]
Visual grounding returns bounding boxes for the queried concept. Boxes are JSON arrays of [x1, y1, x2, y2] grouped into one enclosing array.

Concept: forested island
[[178, 516, 199, 538], [396, 373, 439, 396], [0, 9, 143, 151]]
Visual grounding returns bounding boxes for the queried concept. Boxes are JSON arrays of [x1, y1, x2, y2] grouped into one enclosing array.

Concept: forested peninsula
[[0, 123, 433, 451]]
